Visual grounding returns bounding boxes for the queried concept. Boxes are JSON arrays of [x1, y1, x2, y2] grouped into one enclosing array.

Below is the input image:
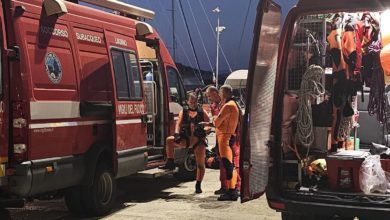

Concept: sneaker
[[214, 187, 226, 195], [159, 159, 175, 170], [217, 189, 238, 201]]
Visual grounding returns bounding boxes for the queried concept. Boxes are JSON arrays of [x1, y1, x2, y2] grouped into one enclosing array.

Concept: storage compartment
[[280, 10, 390, 200]]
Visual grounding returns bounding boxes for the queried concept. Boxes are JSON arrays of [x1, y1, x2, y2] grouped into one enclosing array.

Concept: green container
[[347, 137, 360, 150]]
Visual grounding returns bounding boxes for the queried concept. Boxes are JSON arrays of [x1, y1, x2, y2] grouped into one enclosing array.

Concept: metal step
[[147, 146, 165, 151], [136, 167, 178, 178], [147, 154, 164, 162]]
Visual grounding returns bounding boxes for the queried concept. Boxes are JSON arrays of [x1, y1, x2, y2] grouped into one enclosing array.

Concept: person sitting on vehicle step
[[213, 85, 240, 201], [161, 92, 210, 194]]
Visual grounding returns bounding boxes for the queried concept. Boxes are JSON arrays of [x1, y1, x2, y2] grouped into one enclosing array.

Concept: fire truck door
[[0, 1, 9, 181], [240, 0, 281, 203], [110, 49, 147, 152]]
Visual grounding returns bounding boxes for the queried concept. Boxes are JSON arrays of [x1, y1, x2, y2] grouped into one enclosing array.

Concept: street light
[[213, 7, 225, 88]]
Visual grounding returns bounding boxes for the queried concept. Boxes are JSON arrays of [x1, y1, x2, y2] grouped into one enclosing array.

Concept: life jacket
[[342, 16, 358, 78], [328, 14, 347, 76], [181, 105, 205, 138]]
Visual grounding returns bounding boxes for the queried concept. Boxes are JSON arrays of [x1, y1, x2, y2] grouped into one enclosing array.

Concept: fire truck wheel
[[82, 163, 116, 216], [64, 186, 84, 215], [174, 149, 197, 181]]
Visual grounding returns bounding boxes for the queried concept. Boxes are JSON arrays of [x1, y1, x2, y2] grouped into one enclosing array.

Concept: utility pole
[[213, 7, 225, 88], [171, 0, 176, 60]]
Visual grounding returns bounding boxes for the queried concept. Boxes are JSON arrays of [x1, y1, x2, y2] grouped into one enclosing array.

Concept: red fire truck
[[0, 0, 194, 216], [241, 0, 390, 219]]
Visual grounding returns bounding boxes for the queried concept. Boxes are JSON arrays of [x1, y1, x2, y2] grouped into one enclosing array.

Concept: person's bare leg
[[194, 143, 206, 193]]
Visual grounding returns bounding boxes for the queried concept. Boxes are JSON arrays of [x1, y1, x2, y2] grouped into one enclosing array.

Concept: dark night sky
[[89, 0, 298, 74]]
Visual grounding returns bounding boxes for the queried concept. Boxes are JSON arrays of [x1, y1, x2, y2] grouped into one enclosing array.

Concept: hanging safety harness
[[181, 105, 207, 148]]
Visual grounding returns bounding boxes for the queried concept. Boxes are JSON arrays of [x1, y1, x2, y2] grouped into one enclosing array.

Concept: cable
[[197, 0, 232, 73], [186, 0, 214, 73], [176, 0, 205, 85], [296, 65, 325, 149], [149, 0, 198, 78], [233, 0, 252, 70]]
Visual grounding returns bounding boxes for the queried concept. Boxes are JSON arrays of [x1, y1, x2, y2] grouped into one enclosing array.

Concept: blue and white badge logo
[[45, 52, 62, 84]]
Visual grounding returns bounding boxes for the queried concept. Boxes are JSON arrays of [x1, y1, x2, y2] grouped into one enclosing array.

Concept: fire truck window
[[167, 67, 185, 103], [125, 52, 143, 99], [111, 50, 131, 100]]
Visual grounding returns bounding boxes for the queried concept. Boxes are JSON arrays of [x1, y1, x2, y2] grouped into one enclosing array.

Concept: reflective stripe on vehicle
[[29, 120, 111, 129]]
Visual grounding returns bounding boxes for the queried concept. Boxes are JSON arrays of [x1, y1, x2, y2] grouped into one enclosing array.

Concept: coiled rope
[[296, 65, 326, 148]]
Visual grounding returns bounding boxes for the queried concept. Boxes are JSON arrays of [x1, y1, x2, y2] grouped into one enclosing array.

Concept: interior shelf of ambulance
[[281, 10, 390, 206]]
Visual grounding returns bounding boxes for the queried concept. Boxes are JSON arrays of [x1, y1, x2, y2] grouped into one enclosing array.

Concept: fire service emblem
[[45, 52, 62, 84]]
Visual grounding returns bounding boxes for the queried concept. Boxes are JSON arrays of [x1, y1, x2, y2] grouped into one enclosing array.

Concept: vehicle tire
[[81, 163, 116, 216], [64, 186, 85, 215], [174, 149, 197, 181]]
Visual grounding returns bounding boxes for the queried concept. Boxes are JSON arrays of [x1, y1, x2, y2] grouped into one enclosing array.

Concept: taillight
[[269, 201, 285, 210], [12, 102, 28, 162]]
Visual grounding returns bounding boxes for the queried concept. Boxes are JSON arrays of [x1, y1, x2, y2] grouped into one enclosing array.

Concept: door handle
[[141, 114, 148, 123]]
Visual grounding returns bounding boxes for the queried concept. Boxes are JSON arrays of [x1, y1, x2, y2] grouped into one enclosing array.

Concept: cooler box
[[326, 151, 370, 192], [381, 159, 390, 172]]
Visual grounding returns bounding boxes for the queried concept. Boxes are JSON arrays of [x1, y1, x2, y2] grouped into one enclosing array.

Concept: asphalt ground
[[6, 134, 281, 220], [7, 169, 281, 220]]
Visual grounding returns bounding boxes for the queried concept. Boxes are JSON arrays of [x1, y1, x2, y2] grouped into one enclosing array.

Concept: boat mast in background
[[177, 0, 204, 86]]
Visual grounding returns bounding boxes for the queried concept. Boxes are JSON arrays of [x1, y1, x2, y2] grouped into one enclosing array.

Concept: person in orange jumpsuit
[[213, 85, 240, 201], [161, 92, 209, 193], [206, 86, 222, 116], [206, 86, 241, 195]]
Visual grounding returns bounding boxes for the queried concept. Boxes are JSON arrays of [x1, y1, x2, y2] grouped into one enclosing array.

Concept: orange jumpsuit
[[213, 99, 239, 190], [210, 100, 241, 190], [166, 108, 209, 182]]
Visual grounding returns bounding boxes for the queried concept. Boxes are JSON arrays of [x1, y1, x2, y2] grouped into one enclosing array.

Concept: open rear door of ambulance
[[240, 0, 281, 202]]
